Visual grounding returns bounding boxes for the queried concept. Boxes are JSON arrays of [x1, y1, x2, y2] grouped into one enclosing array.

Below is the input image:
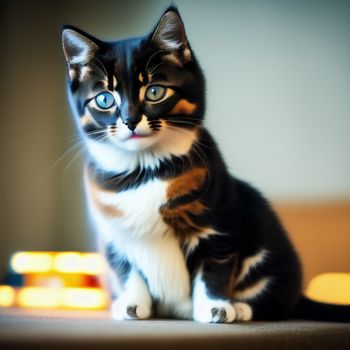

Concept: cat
[[62, 6, 349, 323]]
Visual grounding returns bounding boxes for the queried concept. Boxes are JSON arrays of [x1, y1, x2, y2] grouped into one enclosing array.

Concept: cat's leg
[[110, 268, 152, 320], [103, 242, 152, 320], [192, 270, 236, 323], [192, 259, 253, 323], [233, 250, 302, 321]]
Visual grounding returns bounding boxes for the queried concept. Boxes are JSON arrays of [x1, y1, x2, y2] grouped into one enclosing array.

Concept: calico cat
[[62, 6, 349, 323]]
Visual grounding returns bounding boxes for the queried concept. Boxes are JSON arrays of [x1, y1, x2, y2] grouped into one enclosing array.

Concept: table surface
[[1, 308, 350, 350]]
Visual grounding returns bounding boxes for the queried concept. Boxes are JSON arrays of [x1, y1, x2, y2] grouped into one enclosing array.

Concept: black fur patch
[[106, 243, 131, 286]]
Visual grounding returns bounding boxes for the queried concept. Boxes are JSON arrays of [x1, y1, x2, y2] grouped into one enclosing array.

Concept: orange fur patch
[[139, 85, 146, 102], [167, 167, 206, 200], [81, 114, 95, 127], [170, 99, 197, 115], [161, 200, 206, 237], [161, 167, 207, 238], [96, 198, 123, 218]]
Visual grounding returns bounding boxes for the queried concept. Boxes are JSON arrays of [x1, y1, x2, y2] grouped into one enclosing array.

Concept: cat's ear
[[62, 26, 99, 79], [151, 7, 191, 62]]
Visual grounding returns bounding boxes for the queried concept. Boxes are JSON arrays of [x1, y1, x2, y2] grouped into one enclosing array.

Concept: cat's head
[[62, 7, 205, 171]]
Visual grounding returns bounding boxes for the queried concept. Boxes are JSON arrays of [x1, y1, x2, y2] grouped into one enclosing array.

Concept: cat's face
[[62, 7, 205, 166]]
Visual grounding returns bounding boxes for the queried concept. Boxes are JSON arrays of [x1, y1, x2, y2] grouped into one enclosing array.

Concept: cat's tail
[[293, 296, 350, 323]]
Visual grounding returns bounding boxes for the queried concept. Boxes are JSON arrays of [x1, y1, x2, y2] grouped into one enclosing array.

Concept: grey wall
[[1, 0, 350, 277]]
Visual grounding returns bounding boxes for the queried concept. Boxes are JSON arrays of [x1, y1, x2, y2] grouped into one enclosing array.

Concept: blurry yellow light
[[306, 273, 350, 305], [11, 252, 53, 273], [0, 285, 16, 307], [80, 253, 105, 275], [18, 287, 60, 308], [61, 288, 108, 309], [54, 252, 82, 273], [53, 252, 105, 275]]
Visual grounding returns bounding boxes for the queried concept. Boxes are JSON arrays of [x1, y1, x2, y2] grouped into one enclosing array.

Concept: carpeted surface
[[0, 309, 349, 350]]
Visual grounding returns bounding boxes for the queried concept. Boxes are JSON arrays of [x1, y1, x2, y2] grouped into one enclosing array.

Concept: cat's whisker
[[164, 119, 201, 128], [85, 65, 106, 80], [61, 146, 87, 193], [191, 143, 212, 192], [85, 129, 108, 136], [147, 60, 166, 77], [93, 57, 109, 78], [46, 139, 86, 177], [145, 49, 166, 74], [164, 116, 201, 121], [84, 62, 107, 80]]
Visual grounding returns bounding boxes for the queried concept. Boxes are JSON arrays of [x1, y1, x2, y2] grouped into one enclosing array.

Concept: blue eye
[[95, 92, 115, 109], [146, 85, 166, 102]]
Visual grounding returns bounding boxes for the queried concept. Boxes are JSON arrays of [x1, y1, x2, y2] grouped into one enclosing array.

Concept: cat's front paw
[[193, 300, 236, 323], [111, 299, 152, 320]]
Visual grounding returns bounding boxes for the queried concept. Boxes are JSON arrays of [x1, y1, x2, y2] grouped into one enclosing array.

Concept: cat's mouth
[[114, 131, 159, 151], [126, 131, 155, 141], [129, 132, 151, 139]]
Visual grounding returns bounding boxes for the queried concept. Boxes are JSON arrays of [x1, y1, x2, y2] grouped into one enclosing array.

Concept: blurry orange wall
[[275, 201, 350, 288]]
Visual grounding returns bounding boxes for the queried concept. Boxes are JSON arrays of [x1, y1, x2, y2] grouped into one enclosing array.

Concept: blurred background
[[0, 0, 349, 288]]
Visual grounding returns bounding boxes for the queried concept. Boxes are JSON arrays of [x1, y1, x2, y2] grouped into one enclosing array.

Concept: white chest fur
[[85, 177, 192, 316], [87, 178, 169, 239]]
